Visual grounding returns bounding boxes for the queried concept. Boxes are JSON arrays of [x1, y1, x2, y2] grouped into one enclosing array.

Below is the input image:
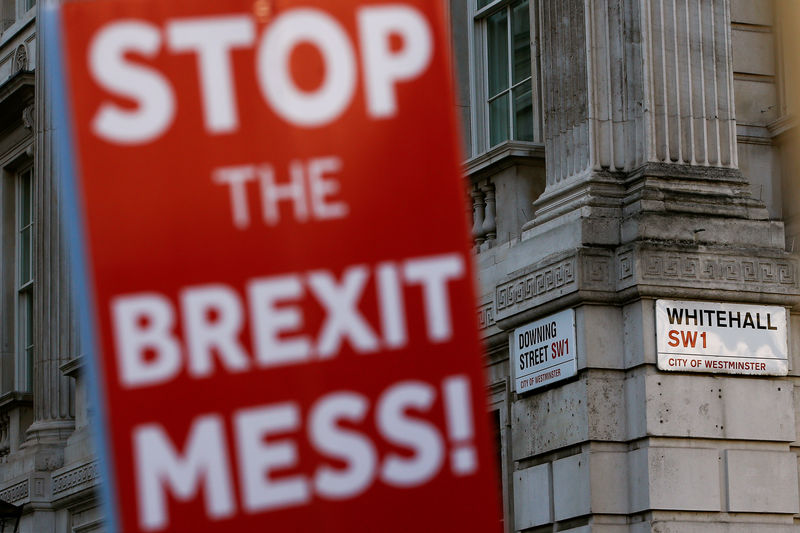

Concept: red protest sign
[[53, 0, 501, 531]]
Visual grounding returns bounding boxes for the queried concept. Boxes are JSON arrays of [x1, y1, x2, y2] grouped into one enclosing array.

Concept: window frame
[[470, 0, 542, 154], [14, 166, 33, 392]]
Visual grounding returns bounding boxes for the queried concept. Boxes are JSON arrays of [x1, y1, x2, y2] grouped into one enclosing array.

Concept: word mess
[[88, 5, 433, 143], [134, 375, 479, 531]]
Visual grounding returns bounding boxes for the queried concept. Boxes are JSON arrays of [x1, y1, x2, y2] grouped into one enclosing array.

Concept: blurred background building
[[0, 0, 798, 531]]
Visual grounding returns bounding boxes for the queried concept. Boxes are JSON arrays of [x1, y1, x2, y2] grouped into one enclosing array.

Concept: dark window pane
[[1, 0, 15, 30], [20, 290, 33, 392], [513, 79, 533, 141], [489, 93, 510, 146], [511, 0, 531, 84], [19, 172, 31, 226], [487, 9, 509, 98], [25, 346, 32, 391], [477, 0, 493, 9], [19, 226, 30, 284]]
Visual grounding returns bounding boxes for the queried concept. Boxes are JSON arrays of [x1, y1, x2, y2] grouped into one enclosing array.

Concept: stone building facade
[[454, 0, 800, 531], [0, 0, 798, 531], [0, 0, 101, 531]]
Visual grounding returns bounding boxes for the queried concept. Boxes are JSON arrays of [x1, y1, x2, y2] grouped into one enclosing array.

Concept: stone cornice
[[464, 141, 545, 182], [479, 244, 800, 332], [767, 114, 797, 139], [60, 356, 85, 379]]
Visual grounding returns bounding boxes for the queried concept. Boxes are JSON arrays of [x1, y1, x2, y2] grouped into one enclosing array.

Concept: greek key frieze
[[477, 302, 496, 330], [637, 251, 796, 287], [495, 258, 577, 313]]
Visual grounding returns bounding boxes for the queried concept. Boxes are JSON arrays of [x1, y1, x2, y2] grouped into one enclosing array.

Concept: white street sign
[[655, 299, 788, 376], [511, 309, 577, 393]]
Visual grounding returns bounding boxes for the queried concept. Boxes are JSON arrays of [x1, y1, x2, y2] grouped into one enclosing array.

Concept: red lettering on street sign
[[50, 0, 501, 531]]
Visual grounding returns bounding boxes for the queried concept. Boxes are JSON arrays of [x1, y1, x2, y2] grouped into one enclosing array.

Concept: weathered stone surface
[[589, 451, 629, 514], [726, 450, 799, 513], [629, 447, 721, 512], [512, 378, 588, 460], [553, 452, 591, 521], [577, 305, 625, 370], [636, 371, 794, 442], [513, 464, 551, 529]]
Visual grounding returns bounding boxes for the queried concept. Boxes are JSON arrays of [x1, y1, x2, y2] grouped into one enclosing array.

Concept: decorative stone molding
[[495, 256, 578, 320], [0, 412, 10, 461], [0, 480, 28, 503], [22, 104, 33, 130], [52, 461, 100, 496], [12, 44, 28, 73], [617, 246, 799, 294], [490, 245, 800, 327], [477, 301, 496, 330]]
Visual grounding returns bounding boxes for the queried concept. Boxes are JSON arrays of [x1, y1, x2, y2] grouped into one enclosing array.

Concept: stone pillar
[[526, 0, 770, 243], [25, 0, 76, 448]]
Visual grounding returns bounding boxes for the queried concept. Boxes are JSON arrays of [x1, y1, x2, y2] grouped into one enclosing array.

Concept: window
[[1, 0, 35, 33], [471, 0, 541, 152], [15, 168, 32, 391]]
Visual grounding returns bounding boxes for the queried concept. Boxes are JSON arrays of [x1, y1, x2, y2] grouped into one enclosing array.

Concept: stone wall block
[[552, 452, 591, 521], [642, 373, 794, 441], [586, 371, 627, 442], [513, 463, 551, 529], [589, 451, 629, 514], [630, 447, 721, 512], [577, 305, 624, 370], [511, 378, 588, 460], [789, 313, 800, 378], [722, 379, 794, 441], [632, 522, 796, 533], [624, 370, 647, 439], [643, 373, 725, 439], [623, 300, 657, 368], [726, 450, 799, 513]]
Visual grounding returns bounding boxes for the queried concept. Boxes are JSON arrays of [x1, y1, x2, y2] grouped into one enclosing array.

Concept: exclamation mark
[[442, 375, 478, 475]]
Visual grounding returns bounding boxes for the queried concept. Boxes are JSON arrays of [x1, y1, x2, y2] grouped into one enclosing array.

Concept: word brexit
[[113, 253, 465, 388]]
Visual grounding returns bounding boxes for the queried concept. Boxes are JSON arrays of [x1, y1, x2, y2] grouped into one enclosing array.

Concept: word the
[[214, 156, 348, 229]]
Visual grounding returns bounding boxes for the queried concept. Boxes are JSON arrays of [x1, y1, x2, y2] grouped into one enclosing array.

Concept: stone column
[[525, 0, 771, 246], [25, 0, 77, 448]]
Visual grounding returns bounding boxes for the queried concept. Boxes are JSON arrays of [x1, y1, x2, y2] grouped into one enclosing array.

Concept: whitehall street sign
[[48, 1, 501, 532], [511, 309, 577, 393], [655, 299, 788, 375]]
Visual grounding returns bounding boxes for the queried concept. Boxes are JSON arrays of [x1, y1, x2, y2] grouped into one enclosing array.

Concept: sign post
[[48, 1, 501, 531]]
